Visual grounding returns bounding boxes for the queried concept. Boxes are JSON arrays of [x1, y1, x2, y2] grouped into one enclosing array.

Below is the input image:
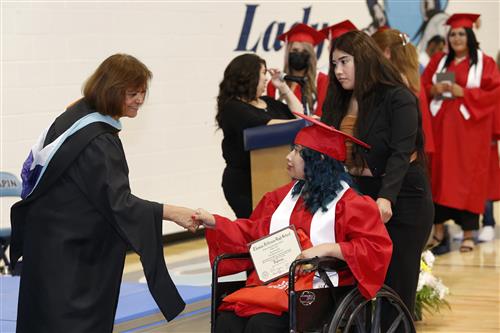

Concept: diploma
[[248, 226, 302, 283]]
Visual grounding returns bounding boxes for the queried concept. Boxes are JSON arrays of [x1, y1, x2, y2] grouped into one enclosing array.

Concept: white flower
[[422, 250, 435, 268]]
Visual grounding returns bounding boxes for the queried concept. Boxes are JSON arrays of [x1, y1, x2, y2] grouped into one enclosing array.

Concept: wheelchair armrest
[[288, 256, 348, 292]]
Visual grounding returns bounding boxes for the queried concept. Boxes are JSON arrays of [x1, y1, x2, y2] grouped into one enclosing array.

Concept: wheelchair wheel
[[328, 285, 416, 333]]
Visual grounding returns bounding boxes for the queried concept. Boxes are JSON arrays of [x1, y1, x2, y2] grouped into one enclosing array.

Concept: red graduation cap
[[445, 13, 480, 29], [320, 20, 358, 40], [278, 23, 326, 46], [293, 112, 370, 161]]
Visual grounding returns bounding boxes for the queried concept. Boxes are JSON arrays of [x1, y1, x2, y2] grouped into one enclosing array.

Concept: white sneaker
[[478, 226, 495, 242]]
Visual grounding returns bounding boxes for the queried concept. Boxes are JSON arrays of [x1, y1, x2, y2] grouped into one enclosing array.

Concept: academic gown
[[10, 99, 185, 333], [421, 52, 500, 214], [488, 102, 500, 200], [266, 72, 329, 116], [205, 182, 392, 318], [418, 82, 435, 154]]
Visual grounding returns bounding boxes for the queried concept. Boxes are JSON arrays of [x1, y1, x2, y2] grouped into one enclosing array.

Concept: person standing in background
[[372, 28, 435, 155], [217, 53, 303, 218], [419, 35, 446, 72], [421, 14, 500, 253], [267, 23, 328, 116], [478, 50, 500, 242], [10, 54, 198, 333], [322, 30, 433, 329]]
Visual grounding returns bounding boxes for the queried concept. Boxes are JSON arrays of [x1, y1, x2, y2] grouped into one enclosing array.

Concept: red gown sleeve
[[314, 72, 329, 117], [205, 182, 294, 275], [419, 82, 435, 154], [462, 55, 500, 120], [335, 190, 393, 299], [421, 52, 445, 98], [266, 81, 277, 98]]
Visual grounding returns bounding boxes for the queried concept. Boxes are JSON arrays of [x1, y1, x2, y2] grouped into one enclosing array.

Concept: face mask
[[288, 51, 310, 71]]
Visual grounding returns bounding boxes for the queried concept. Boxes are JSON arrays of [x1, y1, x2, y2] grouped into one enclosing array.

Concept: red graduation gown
[[266, 72, 329, 116], [418, 81, 435, 154], [205, 182, 392, 317], [421, 52, 500, 213], [488, 102, 500, 200]]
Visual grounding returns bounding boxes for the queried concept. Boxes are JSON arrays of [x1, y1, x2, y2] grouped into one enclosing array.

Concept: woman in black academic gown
[[11, 54, 198, 333]]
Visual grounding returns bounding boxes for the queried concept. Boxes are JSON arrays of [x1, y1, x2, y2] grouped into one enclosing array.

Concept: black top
[[358, 87, 424, 204], [11, 99, 185, 333], [219, 96, 294, 170], [323, 85, 424, 205]]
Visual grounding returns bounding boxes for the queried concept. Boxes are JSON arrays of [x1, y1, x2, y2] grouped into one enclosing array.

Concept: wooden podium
[[243, 120, 306, 208]]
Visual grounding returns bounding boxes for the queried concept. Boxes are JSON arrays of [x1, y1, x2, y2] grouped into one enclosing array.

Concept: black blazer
[[357, 85, 423, 204]]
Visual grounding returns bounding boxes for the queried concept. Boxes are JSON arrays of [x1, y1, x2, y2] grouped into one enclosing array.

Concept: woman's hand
[[376, 198, 393, 223], [268, 68, 288, 92], [450, 83, 464, 97], [163, 204, 200, 233], [192, 208, 216, 229], [431, 82, 451, 96], [268, 68, 304, 115], [295, 243, 343, 275], [297, 243, 337, 260]]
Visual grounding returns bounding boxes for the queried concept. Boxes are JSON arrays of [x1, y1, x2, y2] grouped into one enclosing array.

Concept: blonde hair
[[283, 41, 318, 112], [372, 29, 420, 94]]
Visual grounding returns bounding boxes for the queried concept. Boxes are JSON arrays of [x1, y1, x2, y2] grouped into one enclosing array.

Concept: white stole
[[430, 50, 483, 120], [269, 181, 350, 288]]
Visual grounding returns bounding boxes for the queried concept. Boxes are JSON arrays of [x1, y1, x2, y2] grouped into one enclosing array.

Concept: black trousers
[[215, 311, 289, 333], [355, 163, 434, 329], [222, 167, 253, 218], [434, 203, 479, 231]]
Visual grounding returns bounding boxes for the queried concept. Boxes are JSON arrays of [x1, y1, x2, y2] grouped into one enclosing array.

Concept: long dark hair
[[322, 30, 405, 131], [444, 28, 480, 68], [291, 147, 354, 214], [215, 53, 266, 128]]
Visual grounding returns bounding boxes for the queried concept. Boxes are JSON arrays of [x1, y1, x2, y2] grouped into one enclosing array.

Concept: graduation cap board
[[320, 20, 358, 41], [292, 112, 370, 162], [445, 13, 480, 29], [278, 23, 325, 46]]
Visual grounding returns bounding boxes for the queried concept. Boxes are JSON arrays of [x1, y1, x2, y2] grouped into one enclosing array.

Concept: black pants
[[215, 311, 289, 333], [222, 167, 253, 218], [355, 163, 434, 329], [434, 203, 479, 231]]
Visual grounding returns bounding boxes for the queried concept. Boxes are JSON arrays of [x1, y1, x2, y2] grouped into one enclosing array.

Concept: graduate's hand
[[192, 208, 216, 229], [450, 83, 464, 97], [431, 82, 451, 96], [376, 198, 392, 223], [163, 204, 199, 233], [295, 244, 343, 275]]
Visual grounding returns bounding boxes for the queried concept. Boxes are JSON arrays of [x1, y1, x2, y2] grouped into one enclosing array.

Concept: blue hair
[[291, 147, 354, 214]]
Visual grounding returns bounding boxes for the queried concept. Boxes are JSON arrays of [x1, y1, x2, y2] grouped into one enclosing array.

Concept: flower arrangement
[[415, 250, 450, 320]]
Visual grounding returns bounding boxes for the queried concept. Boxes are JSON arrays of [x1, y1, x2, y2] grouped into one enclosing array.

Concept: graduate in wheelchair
[[193, 115, 415, 333]]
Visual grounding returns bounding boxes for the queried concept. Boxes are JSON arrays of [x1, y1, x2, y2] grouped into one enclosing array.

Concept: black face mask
[[288, 51, 310, 71]]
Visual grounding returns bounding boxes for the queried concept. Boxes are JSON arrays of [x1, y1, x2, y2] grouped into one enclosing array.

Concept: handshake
[[163, 204, 216, 233]]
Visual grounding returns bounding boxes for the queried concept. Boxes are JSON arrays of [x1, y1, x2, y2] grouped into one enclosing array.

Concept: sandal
[[425, 235, 444, 250], [459, 237, 475, 253]]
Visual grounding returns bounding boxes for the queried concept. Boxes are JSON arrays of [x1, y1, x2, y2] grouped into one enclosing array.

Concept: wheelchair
[[211, 253, 416, 333]]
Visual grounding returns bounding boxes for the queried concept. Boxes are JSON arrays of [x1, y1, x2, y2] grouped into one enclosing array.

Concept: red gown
[[266, 72, 329, 116], [488, 102, 500, 200], [205, 182, 392, 317], [421, 52, 500, 214], [418, 81, 435, 154]]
